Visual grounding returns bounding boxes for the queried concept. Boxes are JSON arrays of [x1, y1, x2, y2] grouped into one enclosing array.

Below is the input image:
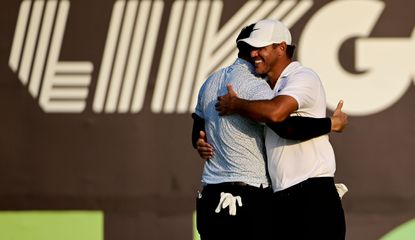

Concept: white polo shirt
[[265, 61, 336, 192]]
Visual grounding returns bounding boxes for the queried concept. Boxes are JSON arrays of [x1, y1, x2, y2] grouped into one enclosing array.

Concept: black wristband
[[191, 113, 205, 148]]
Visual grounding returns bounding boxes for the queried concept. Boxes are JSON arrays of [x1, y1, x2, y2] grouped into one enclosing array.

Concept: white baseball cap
[[238, 19, 292, 47]]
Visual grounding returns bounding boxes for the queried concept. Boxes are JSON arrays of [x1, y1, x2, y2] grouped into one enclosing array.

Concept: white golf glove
[[335, 183, 348, 199], [215, 192, 243, 216]]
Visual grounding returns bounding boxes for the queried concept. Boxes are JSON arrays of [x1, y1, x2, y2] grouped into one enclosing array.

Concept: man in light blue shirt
[[193, 24, 273, 240]]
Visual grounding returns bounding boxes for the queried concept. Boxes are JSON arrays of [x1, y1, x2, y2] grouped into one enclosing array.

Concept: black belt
[[204, 181, 249, 187], [203, 182, 270, 189]]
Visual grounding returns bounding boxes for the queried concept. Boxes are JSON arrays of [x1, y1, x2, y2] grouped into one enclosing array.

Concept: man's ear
[[279, 42, 287, 51]]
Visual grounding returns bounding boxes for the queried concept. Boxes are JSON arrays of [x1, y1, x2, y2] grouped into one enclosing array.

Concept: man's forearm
[[232, 98, 279, 122], [231, 95, 297, 123], [267, 116, 331, 141]]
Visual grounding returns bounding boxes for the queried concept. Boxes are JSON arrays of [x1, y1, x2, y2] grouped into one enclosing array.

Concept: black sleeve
[[266, 116, 331, 141], [191, 113, 205, 148]]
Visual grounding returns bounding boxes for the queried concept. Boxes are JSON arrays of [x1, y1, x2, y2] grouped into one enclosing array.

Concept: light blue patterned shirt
[[195, 58, 275, 187]]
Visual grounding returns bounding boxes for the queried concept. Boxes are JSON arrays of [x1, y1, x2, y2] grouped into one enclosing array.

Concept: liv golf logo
[[8, 0, 415, 115]]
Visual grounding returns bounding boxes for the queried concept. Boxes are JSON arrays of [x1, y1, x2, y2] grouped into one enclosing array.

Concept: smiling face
[[251, 45, 274, 75], [249, 42, 291, 85], [251, 44, 282, 75], [237, 19, 293, 80]]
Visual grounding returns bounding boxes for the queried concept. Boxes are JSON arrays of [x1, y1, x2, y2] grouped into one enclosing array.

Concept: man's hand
[[331, 100, 348, 132], [196, 131, 214, 160], [215, 84, 238, 116]]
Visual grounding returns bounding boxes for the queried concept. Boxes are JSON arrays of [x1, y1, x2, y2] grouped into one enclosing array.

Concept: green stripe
[[0, 211, 103, 240], [380, 218, 415, 240], [193, 211, 200, 240]]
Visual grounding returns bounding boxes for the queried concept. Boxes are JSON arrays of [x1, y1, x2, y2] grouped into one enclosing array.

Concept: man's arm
[[267, 117, 331, 141], [215, 85, 348, 140], [191, 113, 204, 148], [267, 100, 347, 141], [216, 84, 297, 123], [191, 113, 213, 160]]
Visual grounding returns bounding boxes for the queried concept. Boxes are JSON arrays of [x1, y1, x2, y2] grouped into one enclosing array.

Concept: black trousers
[[196, 182, 272, 240], [271, 177, 346, 240]]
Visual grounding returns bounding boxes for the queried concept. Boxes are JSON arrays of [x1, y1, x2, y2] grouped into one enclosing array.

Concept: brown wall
[[1, 0, 414, 239]]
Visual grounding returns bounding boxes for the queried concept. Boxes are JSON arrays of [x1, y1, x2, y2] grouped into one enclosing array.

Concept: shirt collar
[[280, 61, 301, 78]]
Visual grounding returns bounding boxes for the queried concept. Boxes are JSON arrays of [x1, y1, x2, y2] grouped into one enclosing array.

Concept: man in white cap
[[216, 19, 346, 239], [193, 22, 347, 240]]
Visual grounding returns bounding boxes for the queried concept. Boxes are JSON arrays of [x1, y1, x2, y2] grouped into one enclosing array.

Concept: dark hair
[[272, 43, 296, 59], [236, 23, 255, 58], [236, 23, 255, 42], [286, 44, 296, 59]]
